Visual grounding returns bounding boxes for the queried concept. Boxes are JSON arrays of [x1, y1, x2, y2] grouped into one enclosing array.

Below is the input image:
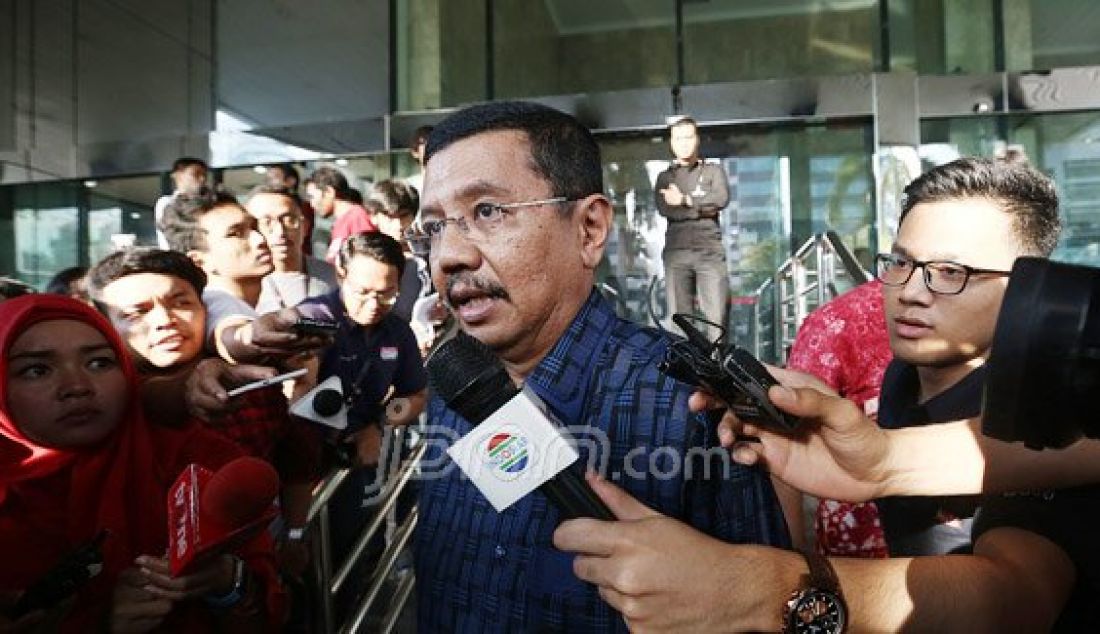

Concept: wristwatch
[[204, 556, 247, 609], [783, 549, 848, 634]]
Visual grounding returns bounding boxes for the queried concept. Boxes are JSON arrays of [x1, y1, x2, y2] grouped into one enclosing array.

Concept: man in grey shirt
[[655, 117, 730, 335], [247, 184, 337, 314]]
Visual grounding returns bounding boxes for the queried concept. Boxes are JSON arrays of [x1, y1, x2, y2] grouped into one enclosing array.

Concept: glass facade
[[683, 0, 878, 83], [3, 0, 1100, 300], [595, 120, 875, 351], [920, 111, 1100, 265]]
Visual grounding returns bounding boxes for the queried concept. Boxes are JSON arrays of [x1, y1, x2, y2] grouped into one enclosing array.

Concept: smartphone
[[294, 317, 339, 337], [227, 367, 309, 397], [10, 530, 108, 618]]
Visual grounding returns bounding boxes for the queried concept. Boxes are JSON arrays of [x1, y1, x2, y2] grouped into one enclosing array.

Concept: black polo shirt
[[974, 484, 1100, 632], [876, 359, 984, 555], [299, 289, 427, 432]]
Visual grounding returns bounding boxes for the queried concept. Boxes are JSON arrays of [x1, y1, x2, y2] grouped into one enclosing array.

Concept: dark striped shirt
[[415, 290, 790, 632]]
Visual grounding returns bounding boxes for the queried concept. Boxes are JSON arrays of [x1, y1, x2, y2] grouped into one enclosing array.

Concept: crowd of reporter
[[0, 155, 438, 631]]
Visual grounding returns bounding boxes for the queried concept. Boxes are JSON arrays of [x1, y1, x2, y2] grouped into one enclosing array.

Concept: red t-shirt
[[787, 279, 892, 558], [326, 204, 377, 263]]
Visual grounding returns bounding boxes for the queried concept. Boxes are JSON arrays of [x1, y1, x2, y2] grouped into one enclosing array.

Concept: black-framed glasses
[[410, 196, 576, 247], [875, 253, 1012, 295]]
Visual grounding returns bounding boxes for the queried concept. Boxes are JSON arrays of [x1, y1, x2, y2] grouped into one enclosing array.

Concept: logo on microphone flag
[[448, 385, 580, 512], [485, 432, 530, 476]]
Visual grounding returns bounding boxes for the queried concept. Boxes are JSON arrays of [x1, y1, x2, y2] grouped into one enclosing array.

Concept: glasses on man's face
[[875, 253, 1012, 295], [256, 214, 302, 232], [409, 197, 575, 248], [349, 288, 399, 306]]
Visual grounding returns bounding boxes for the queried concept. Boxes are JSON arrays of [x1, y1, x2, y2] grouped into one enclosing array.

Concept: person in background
[[784, 278, 892, 558], [306, 166, 376, 264], [265, 163, 315, 256], [247, 185, 337, 314], [297, 231, 427, 463], [654, 116, 730, 338], [0, 294, 285, 632], [154, 157, 208, 249], [0, 277, 34, 303], [86, 248, 320, 561], [296, 231, 427, 618], [158, 188, 325, 367], [405, 125, 433, 207], [368, 179, 425, 322], [45, 266, 91, 304]]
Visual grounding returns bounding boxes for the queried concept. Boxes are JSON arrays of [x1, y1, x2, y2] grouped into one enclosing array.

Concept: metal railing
[[752, 231, 871, 364], [305, 426, 424, 634]]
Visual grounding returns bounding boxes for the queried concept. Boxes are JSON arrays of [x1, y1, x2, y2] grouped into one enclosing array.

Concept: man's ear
[[574, 194, 613, 270]]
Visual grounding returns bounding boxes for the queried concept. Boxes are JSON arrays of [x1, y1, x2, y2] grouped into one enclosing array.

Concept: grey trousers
[[663, 246, 729, 336]]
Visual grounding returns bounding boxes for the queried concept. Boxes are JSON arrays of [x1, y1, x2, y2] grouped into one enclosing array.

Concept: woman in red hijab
[[0, 294, 285, 632]]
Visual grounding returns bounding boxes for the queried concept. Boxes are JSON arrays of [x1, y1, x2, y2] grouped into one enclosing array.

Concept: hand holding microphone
[[165, 457, 279, 577], [427, 333, 613, 521], [120, 457, 279, 614]]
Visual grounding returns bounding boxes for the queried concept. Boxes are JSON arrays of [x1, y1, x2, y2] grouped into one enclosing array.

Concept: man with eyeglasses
[[867, 157, 1061, 558], [297, 231, 427, 617], [297, 231, 427, 453], [413, 101, 789, 633], [553, 157, 1094, 633], [246, 185, 337, 314]]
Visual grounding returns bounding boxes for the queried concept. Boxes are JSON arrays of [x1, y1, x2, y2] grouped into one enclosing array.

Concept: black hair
[[410, 125, 434, 149], [46, 266, 89, 298], [87, 248, 207, 308], [0, 277, 35, 301], [265, 162, 300, 187], [308, 166, 357, 202], [369, 179, 419, 218], [159, 187, 241, 253], [247, 184, 301, 210], [670, 116, 698, 131], [900, 157, 1062, 256], [424, 101, 602, 200], [171, 157, 208, 173], [337, 231, 406, 278]]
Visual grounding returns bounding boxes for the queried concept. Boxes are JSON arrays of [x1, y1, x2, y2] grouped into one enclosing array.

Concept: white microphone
[[428, 333, 613, 519]]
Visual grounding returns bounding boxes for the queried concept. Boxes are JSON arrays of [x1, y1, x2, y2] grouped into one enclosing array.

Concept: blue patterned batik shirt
[[415, 290, 791, 632]]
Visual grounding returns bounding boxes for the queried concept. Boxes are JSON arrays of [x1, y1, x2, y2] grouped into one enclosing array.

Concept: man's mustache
[[444, 273, 509, 308]]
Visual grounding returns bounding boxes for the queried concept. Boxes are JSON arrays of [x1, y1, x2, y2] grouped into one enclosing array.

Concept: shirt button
[[494, 545, 506, 559]]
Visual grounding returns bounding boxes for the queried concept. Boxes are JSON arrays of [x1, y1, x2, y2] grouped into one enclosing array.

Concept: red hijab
[[0, 295, 179, 622], [0, 295, 286, 630]]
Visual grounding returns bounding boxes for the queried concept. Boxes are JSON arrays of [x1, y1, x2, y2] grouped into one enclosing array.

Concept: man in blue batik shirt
[[413, 101, 790, 633]]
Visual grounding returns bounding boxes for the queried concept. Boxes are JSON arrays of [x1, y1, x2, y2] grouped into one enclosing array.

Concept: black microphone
[[428, 332, 614, 521]]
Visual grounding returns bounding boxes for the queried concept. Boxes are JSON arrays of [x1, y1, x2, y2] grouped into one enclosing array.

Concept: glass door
[[595, 119, 876, 352]]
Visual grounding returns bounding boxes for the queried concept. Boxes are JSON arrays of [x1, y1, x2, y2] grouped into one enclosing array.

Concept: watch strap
[[204, 556, 246, 609], [783, 549, 848, 634], [802, 549, 842, 594]]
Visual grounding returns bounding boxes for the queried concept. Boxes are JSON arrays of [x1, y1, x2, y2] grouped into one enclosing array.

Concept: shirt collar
[[524, 288, 616, 425], [880, 359, 987, 426]]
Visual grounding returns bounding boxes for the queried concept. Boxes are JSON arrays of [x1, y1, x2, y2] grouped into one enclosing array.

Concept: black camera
[[660, 313, 799, 434], [983, 257, 1100, 449]]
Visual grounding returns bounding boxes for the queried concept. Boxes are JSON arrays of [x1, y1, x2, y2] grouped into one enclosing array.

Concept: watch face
[[789, 590, 846, 634]]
